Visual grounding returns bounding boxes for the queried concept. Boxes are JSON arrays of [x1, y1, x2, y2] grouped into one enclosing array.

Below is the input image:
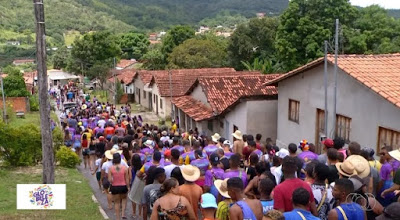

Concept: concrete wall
[[0, 97, 30, 113], [133, 78, 150, 109], [191, 85, 211, 107], [276, 64, 400, 151], [224, 102, 248, 142], [125, 83, 135, 94], [246, 100, 278, 142]]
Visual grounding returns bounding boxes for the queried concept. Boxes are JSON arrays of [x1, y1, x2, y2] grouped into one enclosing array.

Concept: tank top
[[81, 139, 88, 148], [335, 203, 364, 220], [111, 165, 127, 186], [235, 200, 257, 220]]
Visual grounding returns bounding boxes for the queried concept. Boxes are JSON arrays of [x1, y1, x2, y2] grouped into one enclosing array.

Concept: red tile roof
[[267, 54, 400, 108], [108, 69, 137, 84], [144, 68, 257, 97], [172, 96, 214, 121], [117, 59, 136, 69], [23, 71, 37, 85], [199, 75, 280, 114]]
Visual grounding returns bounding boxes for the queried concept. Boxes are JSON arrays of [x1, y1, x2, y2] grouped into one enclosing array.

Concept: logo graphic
[[29, 185, 54, 209]]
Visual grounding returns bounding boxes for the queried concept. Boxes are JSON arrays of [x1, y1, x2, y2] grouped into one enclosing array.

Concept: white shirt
[[164, 164, 179, 178], [97, 119, 106, 128], [101, 160, 128, 174], [95, 159, 102, 172]]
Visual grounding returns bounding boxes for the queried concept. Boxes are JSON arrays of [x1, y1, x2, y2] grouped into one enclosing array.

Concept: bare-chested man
[[232, 130, 244, 158]]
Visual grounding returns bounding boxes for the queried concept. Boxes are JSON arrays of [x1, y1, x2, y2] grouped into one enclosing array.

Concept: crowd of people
[[59, 84, 400, 220]]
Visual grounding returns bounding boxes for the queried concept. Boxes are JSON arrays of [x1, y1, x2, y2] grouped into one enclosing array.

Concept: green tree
[[275, 0, 358, 71], [228, 17, 279, 70], [87, 63, 111, 88], [118, 32, 150, 60], [142, 47, 167, 70], [241, 58, 283, 74], [52, 46, 70, 70], [161, 25, 195, 56], [67, 31, 121, 77], [345, 5, 400, 54], [167, 38, 227, 69], [2, 74, 30, 97]]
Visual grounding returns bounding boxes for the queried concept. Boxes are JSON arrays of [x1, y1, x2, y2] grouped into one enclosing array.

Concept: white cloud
[[350, 0, 400, 9]]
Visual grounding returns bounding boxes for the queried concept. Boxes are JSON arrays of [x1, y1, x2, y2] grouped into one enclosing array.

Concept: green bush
[[52, 127, 64, 151], [29, 94, 39, 111], [0, 123, 42, 166], [56, 146, 81, 168]]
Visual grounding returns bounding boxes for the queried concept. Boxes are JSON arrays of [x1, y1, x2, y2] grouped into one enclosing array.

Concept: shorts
[[110, 185, 128, 195], [96, 171, 101, 181], [102, 177, 110, 190], [82, 148, 90, 156], [89, 150, 96, 155]]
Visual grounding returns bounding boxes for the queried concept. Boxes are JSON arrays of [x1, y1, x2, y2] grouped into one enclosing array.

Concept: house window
[[160, 98, 163, 109], [143, 91, 146, 99], [378, 127, 400, 150], [288, 99, 300, 123], [335, 114, 351, 142], [208, 120, 213, 132]]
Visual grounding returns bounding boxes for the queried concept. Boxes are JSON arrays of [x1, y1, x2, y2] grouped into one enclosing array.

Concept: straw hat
[[389, 149, 400, 162], [214, 178, 230, 198], [181, 165, 200, 182], [81, 104, 87, 110], [232, 130, 243, 140], [346, 155, 370, 178], [211, 133, 221, 143], [335, 160, 357, 177], [105, 148, 123, 160]]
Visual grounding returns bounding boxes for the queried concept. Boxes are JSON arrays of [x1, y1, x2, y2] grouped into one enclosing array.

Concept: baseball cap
[[201, 193, 218, 209], [322, 138, 334, 148], [164, 149, 171, 158], [276, 148, 289, 159], [209, 153, 220, 166], [223, 140, 231, 146], [98, 136, 105, 141]]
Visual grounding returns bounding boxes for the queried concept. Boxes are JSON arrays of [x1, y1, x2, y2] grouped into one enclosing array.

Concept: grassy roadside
[[0, 166, 102, 220], [7, 111, 59, 127]]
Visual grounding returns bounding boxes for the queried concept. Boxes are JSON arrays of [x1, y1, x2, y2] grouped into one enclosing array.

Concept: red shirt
[[273, 178, 314, 212], [104, 127, 115, 136]]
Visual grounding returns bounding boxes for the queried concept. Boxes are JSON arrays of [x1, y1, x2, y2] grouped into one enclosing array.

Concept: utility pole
[[0, 69, 7, 124], [33, 0, 54, 184], [113, 57, 117, 106], [168, 70, 173, 119], [324, 41, 328, 137], [333, 19, 339, 137]]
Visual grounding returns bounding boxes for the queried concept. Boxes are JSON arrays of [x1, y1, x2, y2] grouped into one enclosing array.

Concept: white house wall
[[191, 85, 211, 108], [276, 64, 400, 151], [246, 100, 278, 142], [224, 102, 248, 142]]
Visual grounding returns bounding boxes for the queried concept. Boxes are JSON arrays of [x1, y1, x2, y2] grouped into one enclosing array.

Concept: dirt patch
[[12, 166, 42, 175]]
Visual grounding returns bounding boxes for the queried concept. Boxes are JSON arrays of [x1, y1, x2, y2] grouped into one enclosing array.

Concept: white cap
[[223, 140, 231, 145], [276, 148, 289, 159]]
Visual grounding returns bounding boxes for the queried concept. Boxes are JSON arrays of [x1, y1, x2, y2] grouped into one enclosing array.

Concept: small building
[[172, 74, 280, 141], [116, 59, 137, 70], [266, 54, 400, 153], [6, 41, 21, 46], [13, 59, 35, 66], [47, 69, 79, 87]]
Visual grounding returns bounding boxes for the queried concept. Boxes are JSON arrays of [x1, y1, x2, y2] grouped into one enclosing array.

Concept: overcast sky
[[350, 0, 400, 9]]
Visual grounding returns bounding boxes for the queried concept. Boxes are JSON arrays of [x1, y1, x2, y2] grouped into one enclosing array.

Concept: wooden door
[[315, 109, 325, 154]]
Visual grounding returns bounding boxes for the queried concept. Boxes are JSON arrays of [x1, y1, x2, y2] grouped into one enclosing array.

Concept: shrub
[[52, 127, 64, 151], [29, 94, 39, 111], [0, 123, 42, 166], [56, 146, 81, 168]]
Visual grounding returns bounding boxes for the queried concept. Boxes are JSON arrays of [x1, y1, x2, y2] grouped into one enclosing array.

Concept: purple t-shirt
[[142, 161, 163, 173], [380, 160, 400, 181], [140, 148, 154, 162], [181, 151, 196, 163], [203, 145, 218, 157], [191, 158, 210, 174], [160, 158, 172, 166], [171, 145, 185, 154], [252, 149, 263, 158], [298, 151, 319, 164], [205, 167, 225, 186], [81, 118, 88, 128], [223, 152, 234, 159], [223, 169, 248, 187]]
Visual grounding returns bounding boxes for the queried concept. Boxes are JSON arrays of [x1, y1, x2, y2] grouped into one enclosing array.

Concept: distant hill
[[387, 9, 400, 18], [75, 0, 289, 30]]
